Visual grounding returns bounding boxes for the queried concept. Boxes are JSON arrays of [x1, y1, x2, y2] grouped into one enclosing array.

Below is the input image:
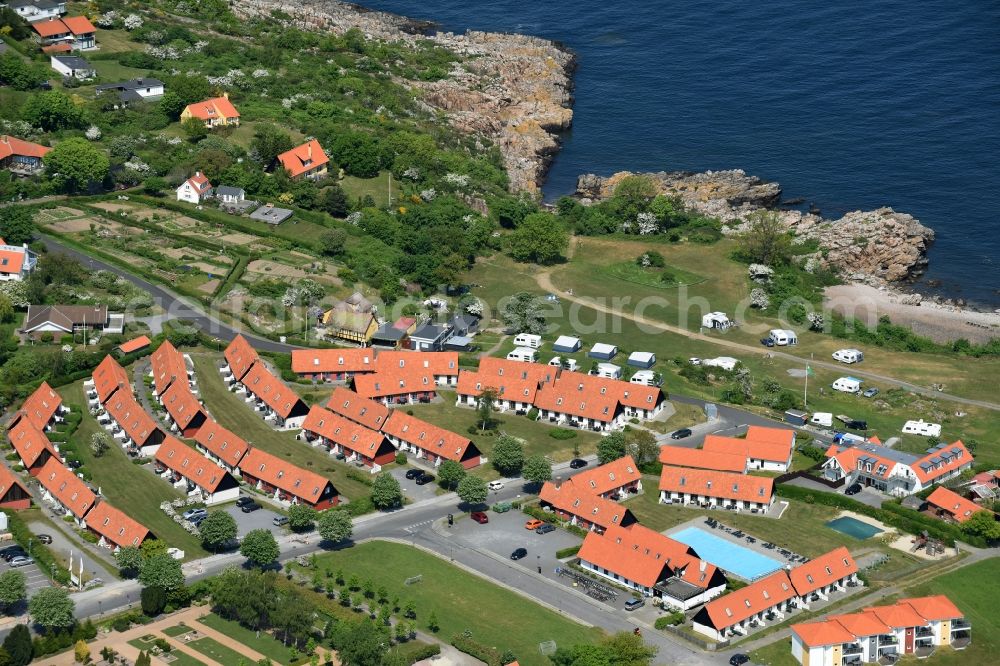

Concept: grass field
[[304, 541, 604, 666], [59, 382, 207, 559], [341, 170, 393, 209], [602, 260, 707, 289], [187, 636, 249, 666], [197, 613, 298, 665], [190, 353, 377, 502]]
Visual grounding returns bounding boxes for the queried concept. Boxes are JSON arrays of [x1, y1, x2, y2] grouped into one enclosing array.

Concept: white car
[[488, 480, 504, 491], [689, 358, 701, 366]]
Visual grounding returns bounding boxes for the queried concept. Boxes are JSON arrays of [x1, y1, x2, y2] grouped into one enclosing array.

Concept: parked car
[[1, 548, 26, 562], [235, 496, 255, 508], [405, 469, 422, 480], [689, 357, 701, 365], [845, 483, 863, 496], [66, 459, 83, 469], [9, 556, 34, 568], [37, 534, 52, 545], [535, 523, 556, 535], [190, 515, 207, 528], [624, 598, 645, 611], [488, 480, 504, 491], [569, 458, 588, 469], [470, 511, 489, 524], [510, 548, 527, 560], [182, 508, 207, 521], [415, 473, 435, 486], [759, 337, 775, 347], [272, 516, 290, 526], [862, 387, 880, 398], [729, 655, 750, 666], [524, 519, 544, 530], [671, 428, 693, 440], [241, 501, 262, 513]]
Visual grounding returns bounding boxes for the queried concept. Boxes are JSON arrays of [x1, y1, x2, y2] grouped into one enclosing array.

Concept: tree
[[0, 206, 34, 245], [597, 431, 627, 464], [736, 210, 792, 266], [22, 91, 84, 131], [141, 538, 168, 559], [44, 138, 110, 192], [0, 570, 26, 612], [962, 510, 1000, 541], [140, 585, 167, 616], [550, 631, 656, 666], [142, 176, 168, 196], [251, 124, 294, 167], [321, 186, 350, 218], [138, 554, 184, 592], [626, 429, 658, 466], [491, 435, 524, 476], [500, 292, 546, 334], [0, 54, 45, 92], [199, 511, 238, 552], [456, 475, 488, 507], [331, 620, 390, 666], [240, 529, 280, 568], [165, 74, 211, 106], [370, 472, 402, 510], [0, 295, 12, 324], [90, 431, 110, 457], [320, 228, 348, 256], [475, 387, 498, 431], [522, 455, 552, 488], [158, 91, 186, 120], [507, 212, 568, 264], [28, 586, 75, 632], [317, 509, 353, 544], [2, 624, 31, 666], [436, 460, 466, 490], [287, 504, 317, 532], [73, 639, 89, 664], [182, 117, 208, 142], [115, 546, 143, 578]]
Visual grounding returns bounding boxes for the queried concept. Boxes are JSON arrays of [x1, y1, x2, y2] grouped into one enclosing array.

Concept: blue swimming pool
[[670, 526, 784, 580], [826, 516, 883, 540]]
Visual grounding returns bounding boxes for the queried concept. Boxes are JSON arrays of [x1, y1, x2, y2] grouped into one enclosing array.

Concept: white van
[[810, 412, 833, 427], [832, 349, 864, 364], [768, 329, 798, 346], [548, 356, 579, 372], [594, 363, 622, 379], [901, 420, 941, 437], [488, 480, 504, 491], [832, 377, 863, 394], [513, 333, 542, 349], [506, 347, 538, 363]]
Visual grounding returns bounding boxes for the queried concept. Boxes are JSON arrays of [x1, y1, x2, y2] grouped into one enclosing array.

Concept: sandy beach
[[824, 284, 1000, 344]]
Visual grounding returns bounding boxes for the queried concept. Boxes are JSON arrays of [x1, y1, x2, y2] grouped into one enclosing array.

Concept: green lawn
[[601, 260, 707, 289], [161, 650, 208, 666], [59, 381, 207, 559], [190, 353, 376, 502], [341, 171, 393, 209], [305, 541, 604, 666], [163, 624, 193, 637], [197, 613, 296, 665], [187, 636, 250, 666]]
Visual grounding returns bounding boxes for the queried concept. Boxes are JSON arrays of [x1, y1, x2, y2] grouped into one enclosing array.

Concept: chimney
[[1, 136, 7, 146], [307, 142, 313, 159], [700, 559, 707, 572], [223, 91, 229, 99], [554, 476, 562, 490]]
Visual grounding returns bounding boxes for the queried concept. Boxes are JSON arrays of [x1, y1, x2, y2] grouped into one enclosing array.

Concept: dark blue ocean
[[363, 0, 1000, 306]]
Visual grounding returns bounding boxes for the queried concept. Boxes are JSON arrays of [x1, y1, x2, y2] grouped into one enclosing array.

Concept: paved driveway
[[218, 503, 285, 538], [392, 467, 441, 503], [26, 520, 106, 587], [450, 509, 581, 571]]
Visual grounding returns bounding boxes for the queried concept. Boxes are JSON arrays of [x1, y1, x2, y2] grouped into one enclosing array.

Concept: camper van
[[548, 356, 578, 372], [506, 347, 538, 363], [594, 363, 622, 379], [833, 432, 866, 445], [901, 420, 941, 437], [513, 333, 542, 349], [630, 370, 661, 387], [832, 349, 864, 364], [832, 377, 863, 394], [767, 329, 798, 346], [810, 412, 833, 427], [701, 312, 732, 330]]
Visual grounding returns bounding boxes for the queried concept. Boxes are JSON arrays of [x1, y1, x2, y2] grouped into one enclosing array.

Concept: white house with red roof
[[176, 171, 213, 204], [0, 135, 51, 175], [180, 94, 240, 128], [277, 139, 329, 180], [0, 238, 37, 282], [822, 440, 973, 496]]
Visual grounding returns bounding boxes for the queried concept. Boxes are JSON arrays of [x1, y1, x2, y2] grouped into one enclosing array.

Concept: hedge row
[[450, 634, 502, 666], [555, 545, 581, 559], [1, 509, 72, 585], [396, 642, 441, 664]]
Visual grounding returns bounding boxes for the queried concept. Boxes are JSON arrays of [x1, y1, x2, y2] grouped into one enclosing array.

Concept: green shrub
[[526, 407, 538, 421], [654, 612, 685, 629], [451, 634, 502, 666], [395, 452, 407, 465], [555, 545, 581, 559], [346, 469, 374, 487], [547, 428, 577, 440]]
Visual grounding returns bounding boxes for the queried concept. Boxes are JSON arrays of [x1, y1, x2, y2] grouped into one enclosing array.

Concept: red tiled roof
[[150, 340, 188, 395], [912, 441, 973, 484], [18, 382, 62, 431], [702, 434, 792, 465], [745, 425, 795, 448], [192, 419, 249, 468], [534, 374, 620, 424], [373, 351, 459, 377], [896, 595, 963, 621], [0, 464, 30, 502], [700, 570, 796, 630], [539, 480, 633, 531], [86, 501, 149, 549], [791, 619, 860, 648], [184, 172, 212, 193], [865, 601, 928, 629], [291, 348, 376, 375], [658, 446, 747, 473], [0, 246, 25, 275], [183, 96, 240, 121], [277, 139, 329, 178], [827, 610, 891, 638], [118, 335, 151, 354], [92, 355, 130, 403], [788, 547, 857, 596], [658, 466, 774, 504], [8, 419, 57, 468], [325, 387, 390, 431], [41, 43, 72, 54], [242, 363, 305, 419], [155, 436, 233, 493], [302, 405, 389, 458], [104, 390, 160, 447], [0, 136, 50, 161], [32, 18, 70, 38], [353, 365, 438, 400], [61, 15, 96, 34], [382, 410, 475, 463], [37, 457, 95, 519], [578, 523, 716, 589], [926, 486, 984, 523], [569, 456, 641, 497], [239, 447, 334, 505], [456, 358, 552, 405], [160, 381, 206, 431], [223, 334, 259, 381]]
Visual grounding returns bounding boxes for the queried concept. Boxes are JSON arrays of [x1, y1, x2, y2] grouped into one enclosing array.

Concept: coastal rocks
[[575, 170, 935, 284], [232, 0, 575, 194]]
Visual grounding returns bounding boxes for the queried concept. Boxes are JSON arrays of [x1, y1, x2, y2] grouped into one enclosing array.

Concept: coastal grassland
[[58, 381, 207, 559], [189, 353, 379, 503], [300, 541, 604, 666], [341, 170, 394, 209], [601, 260, 707, 288]]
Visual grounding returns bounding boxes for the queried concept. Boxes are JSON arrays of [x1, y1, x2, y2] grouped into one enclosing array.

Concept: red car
[[470, 511, 489, 524]]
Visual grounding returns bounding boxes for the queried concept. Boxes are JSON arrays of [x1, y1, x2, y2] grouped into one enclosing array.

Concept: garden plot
[[47, 216, 103, 233], [35, 206, 85, 221], [246, 259, 313, 281]]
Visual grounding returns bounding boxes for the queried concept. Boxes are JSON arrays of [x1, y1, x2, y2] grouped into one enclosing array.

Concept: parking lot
[[391, 467, 441, 503], [217, 498, 287, 538], [450, 509, 581, 573]]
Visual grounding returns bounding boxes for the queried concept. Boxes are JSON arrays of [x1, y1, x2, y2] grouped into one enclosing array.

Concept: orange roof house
[[568, 455, 642, 498], [8, 418, 58, 474], [291, 348, 376, 379], [150, 340, 189, 395], [37, 457, 95, 520], [241, 362, 309, 425], [31, 16, 96, 49], [155, 437, 239, 504], [538, 479, 637, 533], [301, 405, 396, 467], [925, 486, 986, 524], [239, 447, 339, 509], [180, 94, 240, 128], [0, 464, 32, 510], [456, 357, 554, 409], [895, 595, 964, 622], [16, 381, 64, 432], [382, 410, 481, 469], [223, 334, 259, 381], [104, 390, 164, 453], [353, 365, 440, 403], [277, 139, 328, 180], [659, 466, 774, 508], [325, 387, 390, 431], [118, 335, 151, 355], [788, 547, 858, 597], [823, 439, 973, 496], [702, 432, 793, 471], [373, 351, 460, 382], [91, 354, 130, 403], [193, 419, 249, 473], [160, 381, 207, 438], [693, 570, 797, 639], [61, 15, 96, 36], [0, 135, 51, 175], [86, 501, 150, 550], [658, 446, 747, 473]]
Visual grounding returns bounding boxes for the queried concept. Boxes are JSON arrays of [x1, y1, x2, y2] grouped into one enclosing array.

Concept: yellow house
[[180, 93, 240, 128]]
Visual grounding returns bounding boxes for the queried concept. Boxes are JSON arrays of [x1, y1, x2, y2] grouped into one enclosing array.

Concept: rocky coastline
[[232, 0, 576, 194]]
